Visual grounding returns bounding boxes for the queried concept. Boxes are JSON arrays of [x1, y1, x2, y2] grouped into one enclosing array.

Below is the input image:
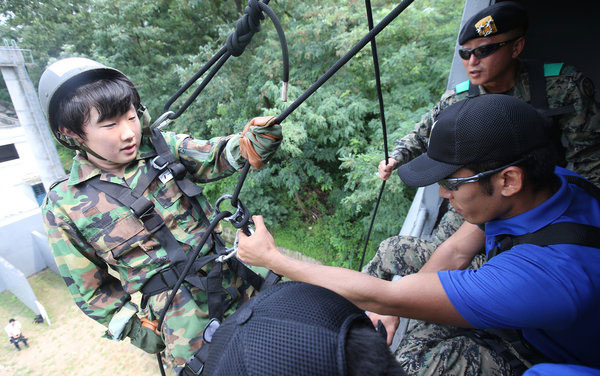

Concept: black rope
[[359, 181, 386, 270], [274, 0, 415, 124], [226, 0, 265, 57], [162, 47, 227, 114], [163, 0, 289, 120], [358, 0, 389, 271]]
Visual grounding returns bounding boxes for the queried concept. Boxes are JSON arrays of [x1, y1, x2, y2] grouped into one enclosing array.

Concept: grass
[[0, 270, 157, 376]]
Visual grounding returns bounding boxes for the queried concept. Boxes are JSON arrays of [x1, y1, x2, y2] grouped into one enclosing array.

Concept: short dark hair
[[346, 321, 407, 376], [52, 73, 141, 140], [9, 318, 15, 323], [465, 145, 560, 196]]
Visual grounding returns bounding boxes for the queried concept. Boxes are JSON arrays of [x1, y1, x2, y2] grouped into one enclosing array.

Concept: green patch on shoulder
[[544, 63, 564, 77], [455, 80, 470, 94]]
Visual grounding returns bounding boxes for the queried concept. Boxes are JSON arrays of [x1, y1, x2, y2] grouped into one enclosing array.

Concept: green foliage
[[2, 0, 462, 265]]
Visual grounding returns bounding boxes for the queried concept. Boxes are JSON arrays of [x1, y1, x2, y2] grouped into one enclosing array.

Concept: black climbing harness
[[144, 0, 417, 374], [487, 175, 600, 261]]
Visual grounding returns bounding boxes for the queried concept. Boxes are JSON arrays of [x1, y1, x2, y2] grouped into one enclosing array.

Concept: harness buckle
[[180, 355, 204, 376], [151, 156, 169, 171], [184, 362, 204, 376], [130, 197, 155, 219], [202, 318, 221, 343]]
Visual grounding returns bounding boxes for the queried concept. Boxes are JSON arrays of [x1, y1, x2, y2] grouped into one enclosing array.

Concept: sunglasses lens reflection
[[458, 43, 500, 60]]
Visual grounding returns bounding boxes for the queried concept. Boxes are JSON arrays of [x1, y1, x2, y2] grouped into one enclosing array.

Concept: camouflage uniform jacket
[[390, 62, 600, 186], [42, 131, 262, 365]]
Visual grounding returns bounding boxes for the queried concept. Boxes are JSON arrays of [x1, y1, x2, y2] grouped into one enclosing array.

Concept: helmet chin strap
[[55, 131, 109, 161]]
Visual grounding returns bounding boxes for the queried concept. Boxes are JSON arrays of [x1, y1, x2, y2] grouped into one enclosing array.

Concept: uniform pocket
[[87, 214, 161, 268], [152, 179, 182, 208]]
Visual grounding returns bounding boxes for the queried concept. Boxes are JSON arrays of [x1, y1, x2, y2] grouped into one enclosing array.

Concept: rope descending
[[227, 0, 265, 57]]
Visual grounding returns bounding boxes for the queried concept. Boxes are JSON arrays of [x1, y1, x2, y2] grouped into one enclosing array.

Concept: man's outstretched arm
[[237, 216, 474, 327]]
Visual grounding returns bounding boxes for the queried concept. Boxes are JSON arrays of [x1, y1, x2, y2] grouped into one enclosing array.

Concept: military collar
[[66, 138, 156, 186]]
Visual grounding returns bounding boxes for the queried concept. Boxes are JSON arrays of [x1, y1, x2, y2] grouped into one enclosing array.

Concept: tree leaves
[[4, 0, 462, 267]]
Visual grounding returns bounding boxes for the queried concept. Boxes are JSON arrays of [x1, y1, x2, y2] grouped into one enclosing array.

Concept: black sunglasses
[[458, 37, 520, 60], [438, 158, 527, 191]]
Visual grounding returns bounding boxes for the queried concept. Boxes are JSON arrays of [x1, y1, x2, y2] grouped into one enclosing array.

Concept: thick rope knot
[[226, 0, 264, 57]]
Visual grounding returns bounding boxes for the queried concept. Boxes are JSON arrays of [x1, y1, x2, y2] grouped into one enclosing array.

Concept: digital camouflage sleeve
[[389, 63, 600, 187]]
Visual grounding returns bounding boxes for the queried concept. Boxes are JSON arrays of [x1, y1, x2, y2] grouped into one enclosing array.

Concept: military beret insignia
[[475, 16, 497, 37]]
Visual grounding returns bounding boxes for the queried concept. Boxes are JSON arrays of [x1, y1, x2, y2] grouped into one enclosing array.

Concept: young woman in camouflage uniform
[[39, 57, 282, 372]]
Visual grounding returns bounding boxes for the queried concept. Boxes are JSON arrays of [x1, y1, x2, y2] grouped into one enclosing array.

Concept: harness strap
[[150, 128, 211, 226], [488, 175, 600, 261], [468, 80, 479, 97], [180, 345, 210, 376], [89, 178, 187, 265], [89, 173, 235, 320], [261, 269, 283, 290], [524, 60, 548, 110]]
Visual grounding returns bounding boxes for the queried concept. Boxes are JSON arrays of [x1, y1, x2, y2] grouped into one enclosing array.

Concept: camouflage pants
[[363, 205, 524, 375], [363, 204, 473, 280], [397, 320, 521, 376]]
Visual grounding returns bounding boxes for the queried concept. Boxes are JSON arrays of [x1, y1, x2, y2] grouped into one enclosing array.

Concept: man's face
[[76, 105, 142, 173], [460, 33, 522, 87], [438, 168, 505, 224]]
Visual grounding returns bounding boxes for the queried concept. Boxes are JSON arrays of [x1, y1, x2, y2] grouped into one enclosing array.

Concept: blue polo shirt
[[524, 364, 600, 376], [438, 168, 600, 367]]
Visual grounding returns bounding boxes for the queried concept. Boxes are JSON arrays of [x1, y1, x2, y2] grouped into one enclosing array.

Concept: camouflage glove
[[238, 116, 282, 169], [123, 315, 165, 354]]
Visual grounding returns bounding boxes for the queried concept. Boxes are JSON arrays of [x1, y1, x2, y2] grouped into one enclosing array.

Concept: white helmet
[[38, 57, 130, 149]]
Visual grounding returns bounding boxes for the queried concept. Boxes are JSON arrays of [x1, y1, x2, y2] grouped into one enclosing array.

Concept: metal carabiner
[[214, 194, 252, 231], [215, 225, 255, 263], [150, 111, 175, 130]]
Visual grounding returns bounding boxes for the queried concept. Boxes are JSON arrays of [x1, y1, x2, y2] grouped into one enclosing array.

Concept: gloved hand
[[123, 315, 165, 354], [238, 116, 282, 168]]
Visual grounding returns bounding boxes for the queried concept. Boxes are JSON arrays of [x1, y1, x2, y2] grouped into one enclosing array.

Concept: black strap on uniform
[[466, 60, 575, 117], [488, 175, 600, 261], [86, 152, 266, 319], [149, 127, 210, 226], [468, 79, 480, 97]]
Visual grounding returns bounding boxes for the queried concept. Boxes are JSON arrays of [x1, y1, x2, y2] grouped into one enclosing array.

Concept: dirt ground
[[0, 269, 159, 376]]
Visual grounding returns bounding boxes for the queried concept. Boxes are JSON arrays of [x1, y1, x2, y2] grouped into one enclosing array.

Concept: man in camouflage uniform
[[39, 58, 281, 373], [364, 1, 600, 374]]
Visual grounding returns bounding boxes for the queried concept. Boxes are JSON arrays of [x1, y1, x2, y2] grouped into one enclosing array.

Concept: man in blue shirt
[[236, 95, 600, 375]]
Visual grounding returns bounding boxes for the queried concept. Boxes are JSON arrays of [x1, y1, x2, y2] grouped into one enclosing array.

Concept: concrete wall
[[0, 123, 44, 221], [0, 209, 48, 280], [0, 256, 41, 314]]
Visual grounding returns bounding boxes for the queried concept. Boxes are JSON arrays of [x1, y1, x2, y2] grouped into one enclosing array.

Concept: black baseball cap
[[204, 282, 373, 376], [458, 1, 528, 45], [397, 94, 550, 187]]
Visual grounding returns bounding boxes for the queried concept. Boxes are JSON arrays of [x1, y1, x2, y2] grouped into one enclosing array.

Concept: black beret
[[458, 1, 528, 45]]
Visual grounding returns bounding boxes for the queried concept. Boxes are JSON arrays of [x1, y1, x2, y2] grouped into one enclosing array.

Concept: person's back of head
[[204, 282, 405, 376]]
